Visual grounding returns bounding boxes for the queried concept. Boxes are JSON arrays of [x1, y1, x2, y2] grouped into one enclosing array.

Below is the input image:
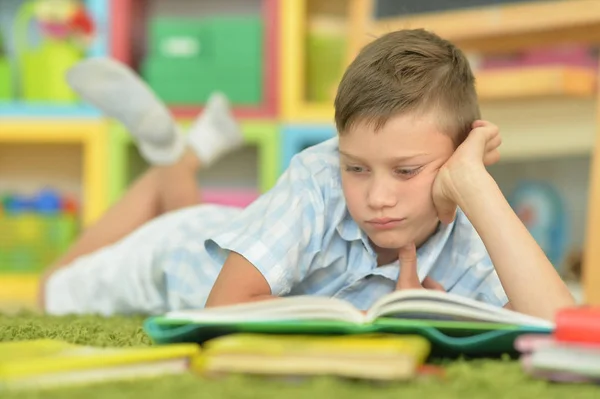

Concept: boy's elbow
[[205, 252, 274, 308]]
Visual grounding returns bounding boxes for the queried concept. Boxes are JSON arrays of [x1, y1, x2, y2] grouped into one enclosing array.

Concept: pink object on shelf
[[480, 54, 523, 69], [479, 45, 598, 70], [200, 188, 260, 208], [522, 45, 598, 69]]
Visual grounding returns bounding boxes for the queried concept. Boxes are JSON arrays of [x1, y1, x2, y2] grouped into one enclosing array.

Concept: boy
[[40, 29, 574, 320]]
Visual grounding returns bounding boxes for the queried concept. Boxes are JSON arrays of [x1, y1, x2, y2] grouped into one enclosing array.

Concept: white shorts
[[44, 204, 242, 316]]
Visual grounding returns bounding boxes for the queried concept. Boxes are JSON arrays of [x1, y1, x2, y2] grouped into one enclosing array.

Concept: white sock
[[66, 57, 185, 165], [186, 92, 244, 166]]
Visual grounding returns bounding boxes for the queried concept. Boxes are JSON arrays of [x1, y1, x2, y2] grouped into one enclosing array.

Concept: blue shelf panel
[[281, 124, 336, 172], [0, 101, 101, 118]]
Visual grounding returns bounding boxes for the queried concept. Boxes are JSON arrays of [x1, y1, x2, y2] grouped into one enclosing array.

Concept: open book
[[144, 289, 554, 357], [164, 289, 552, 328]]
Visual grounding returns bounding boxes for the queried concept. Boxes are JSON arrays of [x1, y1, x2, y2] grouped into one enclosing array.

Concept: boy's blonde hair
[[334, 29, 480, 146]]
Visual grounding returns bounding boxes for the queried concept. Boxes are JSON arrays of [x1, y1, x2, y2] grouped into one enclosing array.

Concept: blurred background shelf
[[0, 120, 108, 226], [108, 121, 280, 206], [109, 0, 279, 120], [0, 274, 39, 312], [482, 98, 596, 161], [281, 0, 348, 123], [0, 102, 101, 118], [477, 66, 597, 100], [0, 0, 109, 119], [368, 0, 600, 54], [2, 0, 600, 309]]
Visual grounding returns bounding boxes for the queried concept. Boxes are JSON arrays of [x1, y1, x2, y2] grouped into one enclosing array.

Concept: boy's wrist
[[448, 164, 494, 209]]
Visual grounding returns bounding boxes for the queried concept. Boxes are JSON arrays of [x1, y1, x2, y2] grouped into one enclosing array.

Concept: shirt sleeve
[[204, 155, 327, 296], [463, 255, 509, 307], [443, 212, 509, 307]]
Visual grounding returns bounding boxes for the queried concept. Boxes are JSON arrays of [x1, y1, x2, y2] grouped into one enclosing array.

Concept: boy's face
[[339, 111, 455, 252]]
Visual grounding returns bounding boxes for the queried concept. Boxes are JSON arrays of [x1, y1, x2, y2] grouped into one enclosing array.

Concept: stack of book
[[516, 307, 600, 383]]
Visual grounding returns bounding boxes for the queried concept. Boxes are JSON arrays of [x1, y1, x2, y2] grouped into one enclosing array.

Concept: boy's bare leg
[[50, 148, 202, 270]]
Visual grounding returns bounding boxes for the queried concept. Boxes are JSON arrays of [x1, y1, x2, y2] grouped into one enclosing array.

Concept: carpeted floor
[[1, 313, 598, 398]]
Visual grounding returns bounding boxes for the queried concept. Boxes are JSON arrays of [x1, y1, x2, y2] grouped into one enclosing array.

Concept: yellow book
[[193, 334, 430, 381], [0, 339, 200, 390]]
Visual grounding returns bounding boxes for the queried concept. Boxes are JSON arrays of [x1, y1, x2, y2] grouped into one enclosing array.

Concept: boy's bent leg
[[42, 208, 199, 316]]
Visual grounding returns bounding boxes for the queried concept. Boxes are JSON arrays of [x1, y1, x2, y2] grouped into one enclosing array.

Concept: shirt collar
[[337, 206, 459, 280], [336, 209, 374, 254]]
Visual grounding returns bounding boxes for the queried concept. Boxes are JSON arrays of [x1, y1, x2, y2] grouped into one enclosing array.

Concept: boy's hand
[[432, 120, 502, 224], [396, 243, 445, 291]]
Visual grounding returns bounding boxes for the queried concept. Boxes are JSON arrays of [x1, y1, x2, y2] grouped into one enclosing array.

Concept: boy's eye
[[345, 165, 366, 173], [395, 167, 421, 177]]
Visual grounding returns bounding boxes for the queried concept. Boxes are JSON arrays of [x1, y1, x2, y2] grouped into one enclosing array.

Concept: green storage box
[[0, 56, 11, 100], [306, 20, 347, 103], [142, 59, 261, 105], [141, 16, 263, 105]]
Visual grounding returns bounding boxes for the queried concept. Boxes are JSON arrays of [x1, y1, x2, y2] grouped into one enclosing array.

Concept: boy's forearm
[[453, 168, 575, 320]]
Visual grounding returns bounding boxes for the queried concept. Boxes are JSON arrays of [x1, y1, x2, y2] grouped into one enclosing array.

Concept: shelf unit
[[0, 120, 109, 312], [109, 0, 279, 120], [3, 0, 600, 310], [0, 274, 38, 312], [280, 0, 343, 123], [0, 0, 113, 310], [365, 0, 600, 56], [476, 66, 597, 101], [0, 120, 108, 225]]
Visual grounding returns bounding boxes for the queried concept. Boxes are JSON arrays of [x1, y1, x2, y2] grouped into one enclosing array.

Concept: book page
[[366, 289, 553, 328], [164, 296, 366, 324]]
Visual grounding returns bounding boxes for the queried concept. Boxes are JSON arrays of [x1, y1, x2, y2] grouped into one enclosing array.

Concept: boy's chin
[[367, 230, 414, 250]]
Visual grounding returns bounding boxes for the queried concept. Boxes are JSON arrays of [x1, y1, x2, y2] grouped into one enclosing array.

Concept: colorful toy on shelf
[[141, 16, 263, 106], [35, 0, 95, 48], [0, 189, 78, 273], [14, 0, 95, 103], [0, 30, 12, 100], [510, 180, 569, 272]]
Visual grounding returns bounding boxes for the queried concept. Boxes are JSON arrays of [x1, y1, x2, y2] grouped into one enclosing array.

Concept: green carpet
[[1, 313, 598, 398]]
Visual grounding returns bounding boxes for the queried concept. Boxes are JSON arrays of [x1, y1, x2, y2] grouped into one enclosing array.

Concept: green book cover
[[143, 290, 553, 358]]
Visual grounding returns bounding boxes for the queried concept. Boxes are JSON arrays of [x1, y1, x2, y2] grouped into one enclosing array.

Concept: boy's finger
[[483, 149, 501, 166], [423, 277, 445, 291], [485, 134, 502, 152], [397, 242, 420, 290], [471, 120, 487, 128]]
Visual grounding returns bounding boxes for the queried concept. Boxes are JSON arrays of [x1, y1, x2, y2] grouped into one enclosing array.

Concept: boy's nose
[[367, 181, 397, 209]]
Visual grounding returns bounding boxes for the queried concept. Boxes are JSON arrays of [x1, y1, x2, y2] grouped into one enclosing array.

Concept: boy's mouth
[[366, 218, 405, 230]]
